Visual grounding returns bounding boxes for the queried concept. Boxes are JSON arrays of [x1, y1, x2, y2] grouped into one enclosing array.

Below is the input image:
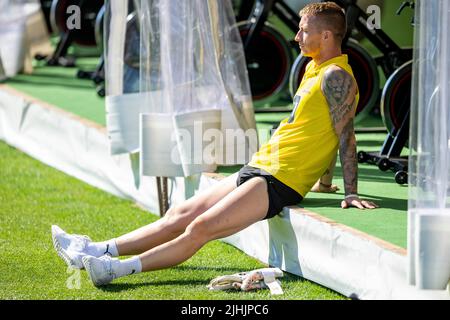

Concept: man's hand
[[341, 195, 378, 209], [311, 180, 340, 193]]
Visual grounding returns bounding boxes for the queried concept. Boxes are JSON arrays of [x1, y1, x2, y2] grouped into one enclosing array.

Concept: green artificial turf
[[300, 133, 408, 249], [7, 58, 106, 126], [0, 140, 345, 300]]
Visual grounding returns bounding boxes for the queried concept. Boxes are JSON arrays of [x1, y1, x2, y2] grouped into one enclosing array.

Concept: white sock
[[112, 256, 142, 278], [86, 239, 119, 257]]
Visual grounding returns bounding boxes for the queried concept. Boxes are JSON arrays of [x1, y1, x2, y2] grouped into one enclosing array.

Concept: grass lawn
[[0, 140, 346, 300]]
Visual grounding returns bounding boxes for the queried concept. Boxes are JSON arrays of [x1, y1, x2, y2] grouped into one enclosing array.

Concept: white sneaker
[[51, 225, 92, 269], [82, 255, 117, 286]]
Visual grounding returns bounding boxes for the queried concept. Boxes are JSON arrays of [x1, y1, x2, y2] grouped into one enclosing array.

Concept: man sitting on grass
[[52, 2, 378, 287]]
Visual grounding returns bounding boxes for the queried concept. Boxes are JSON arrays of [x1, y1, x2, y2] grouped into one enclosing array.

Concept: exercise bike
[[236, 0, 300, 109], [76, 0, 140, 98], [356, 1, 415, 185], [35, 0, 104, 68], [36, 0, 106, 96]]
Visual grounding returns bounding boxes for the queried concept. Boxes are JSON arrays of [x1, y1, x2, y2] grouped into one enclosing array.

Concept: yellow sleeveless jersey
[[248, 54, 359, 197]]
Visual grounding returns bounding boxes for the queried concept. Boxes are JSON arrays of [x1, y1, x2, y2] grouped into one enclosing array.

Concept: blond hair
[[299, 2, 347, 43]]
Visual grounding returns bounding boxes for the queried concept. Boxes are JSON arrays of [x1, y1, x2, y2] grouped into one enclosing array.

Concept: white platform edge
[[0, 85, 448, 300]]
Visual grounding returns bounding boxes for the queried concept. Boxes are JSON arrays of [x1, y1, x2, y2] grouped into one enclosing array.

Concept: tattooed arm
[[321, 66, 378, 209]]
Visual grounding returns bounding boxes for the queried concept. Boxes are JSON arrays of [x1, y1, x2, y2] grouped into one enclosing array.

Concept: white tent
[[104, 0, 258, 185], [408, 0, 450, 290]]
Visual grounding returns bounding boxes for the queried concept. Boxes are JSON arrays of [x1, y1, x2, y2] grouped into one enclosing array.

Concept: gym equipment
[[35, 0, 104, 67], [364, 60, 411, 185], [79, 2, 139, 98], [239, 20, 294, 107], [237, 0, 300, 109], [233, 0, 256, 22], [357, 1, 415, 185]]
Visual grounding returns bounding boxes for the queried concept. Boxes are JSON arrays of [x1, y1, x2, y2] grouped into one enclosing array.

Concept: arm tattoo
[[339, 120, 358, 196], [329, 95, 356, 126], [321, 67, 358, 195], [322, 68, 356, 136], [323, 69, 353, 105]]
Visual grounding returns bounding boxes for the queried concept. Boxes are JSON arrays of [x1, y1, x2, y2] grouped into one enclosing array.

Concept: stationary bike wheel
[[289, 39, 380, 122], [380, 61, 412, 136], [238, 22, 293, 107], [50, 0, 104, 47]]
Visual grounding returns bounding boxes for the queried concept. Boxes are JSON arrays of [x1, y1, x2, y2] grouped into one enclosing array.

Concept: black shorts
[[236, 165, 303, 220]]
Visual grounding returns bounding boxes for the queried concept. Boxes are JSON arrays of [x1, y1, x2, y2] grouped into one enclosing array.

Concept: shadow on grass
[[96, 266, 316, 294], [96, 269, 346, 299], [22, 70, 80, 79], [358, 192, 407, 211], [7, 77, 93, 90], [257, 120, 285, 126], [98, 279, 207, 292], [333, 166, 410, 184], [96, 265, 257, 292], [300, 193, 407, 211], [173, 265, 246, 273], [356, 140, 387, 147]]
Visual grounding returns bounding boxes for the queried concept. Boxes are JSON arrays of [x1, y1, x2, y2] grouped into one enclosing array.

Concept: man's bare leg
[[52, 173, 240, 269], [82, 177, 269, 285], [115, 173, 239, 256], [138, 177, 269, 271]]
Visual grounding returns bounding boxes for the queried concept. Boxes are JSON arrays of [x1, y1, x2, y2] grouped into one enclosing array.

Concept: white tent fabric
[[0, 1, 27, 76], [0, 56, 5, 82], [104, 0, 257, 179], [0, 0, 53, 77], [408, 0, 450, 290]]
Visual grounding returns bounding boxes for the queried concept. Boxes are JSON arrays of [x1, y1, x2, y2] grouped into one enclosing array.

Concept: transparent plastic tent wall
[[104, 0, 258, 179], [408, 0, 450, 290]]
